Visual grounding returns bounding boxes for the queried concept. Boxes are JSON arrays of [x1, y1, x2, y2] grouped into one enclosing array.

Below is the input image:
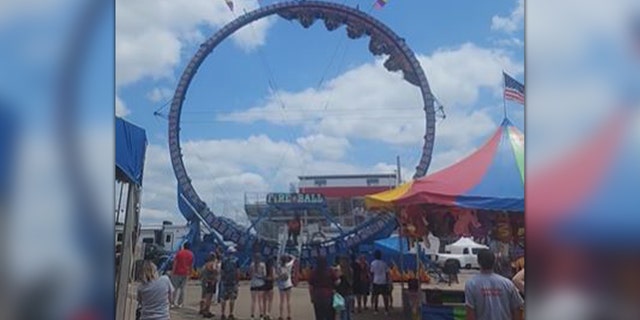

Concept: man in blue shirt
[[465, 249, 523, 320]]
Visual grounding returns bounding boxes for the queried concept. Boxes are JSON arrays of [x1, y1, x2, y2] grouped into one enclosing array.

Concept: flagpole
[[502, 71, 508, 119]]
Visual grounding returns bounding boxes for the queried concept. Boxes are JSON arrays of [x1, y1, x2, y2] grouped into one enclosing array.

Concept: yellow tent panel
[[364, 182, 413, 209]]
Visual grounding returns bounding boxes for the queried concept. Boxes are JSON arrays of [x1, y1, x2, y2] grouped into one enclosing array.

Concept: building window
[[314, 179, 327, 187], [165, 234, 172, 243], [366, 178, 379, 186], [116, 233, 123, 242]]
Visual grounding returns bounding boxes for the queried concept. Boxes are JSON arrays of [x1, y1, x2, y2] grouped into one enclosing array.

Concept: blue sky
[[115, 0, 525, 224]]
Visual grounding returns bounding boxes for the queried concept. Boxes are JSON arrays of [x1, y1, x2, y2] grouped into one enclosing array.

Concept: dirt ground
[[167, 281, 405, 320]]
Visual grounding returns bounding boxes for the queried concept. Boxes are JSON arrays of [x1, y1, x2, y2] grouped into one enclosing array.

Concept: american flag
[[503, 72, 525, 105], [374, 0, 389, 10]]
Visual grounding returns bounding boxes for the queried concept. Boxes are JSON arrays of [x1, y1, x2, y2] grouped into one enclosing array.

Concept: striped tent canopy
[[366, 118, 524, 212]]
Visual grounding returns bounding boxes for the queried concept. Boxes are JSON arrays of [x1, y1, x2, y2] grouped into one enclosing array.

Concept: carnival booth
[[366, 118, 525, 320]]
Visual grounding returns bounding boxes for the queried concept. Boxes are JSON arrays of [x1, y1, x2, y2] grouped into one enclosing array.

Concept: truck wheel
[[465, 264, 472, 269]]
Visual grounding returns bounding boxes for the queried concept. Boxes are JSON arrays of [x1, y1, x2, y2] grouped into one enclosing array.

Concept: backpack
[[221, 257, 237, 283]]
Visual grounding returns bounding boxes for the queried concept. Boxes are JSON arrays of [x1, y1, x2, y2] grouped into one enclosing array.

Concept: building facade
[[298, 173, 398, 225]]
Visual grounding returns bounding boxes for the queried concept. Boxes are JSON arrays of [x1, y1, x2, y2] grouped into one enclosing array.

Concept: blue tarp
[[373, 235, 429, 271], [116, 117, 148, 186]]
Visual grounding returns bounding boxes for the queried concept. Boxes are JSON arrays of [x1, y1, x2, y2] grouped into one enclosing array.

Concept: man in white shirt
[[370, 250, 390, 315]]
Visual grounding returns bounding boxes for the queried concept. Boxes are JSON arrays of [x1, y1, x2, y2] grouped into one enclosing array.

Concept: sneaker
[[228, 316, 235, 320], [177, 304, 183, 308], [220, 316, 227, 320]]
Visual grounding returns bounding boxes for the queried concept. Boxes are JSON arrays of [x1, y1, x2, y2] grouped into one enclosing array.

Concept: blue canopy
[[373, 235, 428, 271], [116, 117, 148, 186]]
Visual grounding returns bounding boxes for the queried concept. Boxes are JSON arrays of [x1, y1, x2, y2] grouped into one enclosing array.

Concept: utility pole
[[396, 155, 402, 186]]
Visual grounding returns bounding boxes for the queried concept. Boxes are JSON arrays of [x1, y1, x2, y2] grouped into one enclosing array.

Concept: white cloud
[[116, 0, 273, 86], [115, 94, 130, 117], [419, 43, 524, 108], [493, 37, 524, 48], [147, 87, 173, 103], [491, 0, 524, 33], [217, 43, 522, 147], [296, 134, 350, 161]]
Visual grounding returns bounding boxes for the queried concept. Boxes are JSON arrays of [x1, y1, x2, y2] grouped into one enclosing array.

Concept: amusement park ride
[[161, 0, 438, 272]]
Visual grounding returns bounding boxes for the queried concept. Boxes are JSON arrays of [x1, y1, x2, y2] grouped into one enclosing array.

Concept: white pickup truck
[[435, 237, 489, 269]]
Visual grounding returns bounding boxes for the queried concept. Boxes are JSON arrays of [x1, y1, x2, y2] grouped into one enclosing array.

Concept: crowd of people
[[135, 242, 525, 320], [135, 243, 243, 320], [134, 242, 398, 320]]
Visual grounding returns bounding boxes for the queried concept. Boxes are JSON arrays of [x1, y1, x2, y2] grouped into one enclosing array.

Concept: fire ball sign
[[266, 193, 326, 205]]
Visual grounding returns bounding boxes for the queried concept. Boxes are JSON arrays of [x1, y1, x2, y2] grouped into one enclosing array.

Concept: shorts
[[201, 281, 216, 298], [372, 284, 389, 296], [278, 286, 292, 292], [264, 280, 274, 291], [251, 286, 265, 291], [220, 283, 238, 301], [354, 282, 370, 295]]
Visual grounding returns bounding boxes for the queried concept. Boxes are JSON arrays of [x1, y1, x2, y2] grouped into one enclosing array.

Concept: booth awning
[[116, 117, 148, 186]]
